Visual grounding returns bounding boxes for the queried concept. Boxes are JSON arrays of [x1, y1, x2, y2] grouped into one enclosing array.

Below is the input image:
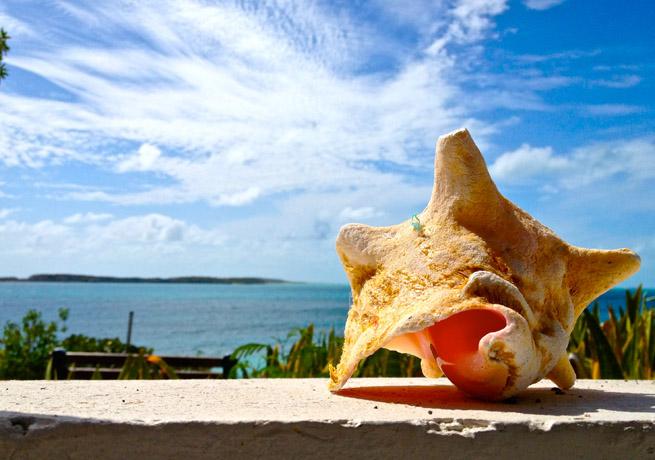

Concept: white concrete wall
[[1, 378, 654, 459]]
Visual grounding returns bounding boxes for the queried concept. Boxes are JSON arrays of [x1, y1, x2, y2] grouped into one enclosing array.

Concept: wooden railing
[[50, 349, 237, 379]]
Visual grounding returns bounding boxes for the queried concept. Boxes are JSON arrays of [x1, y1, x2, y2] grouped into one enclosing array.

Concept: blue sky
[[0, 0, 653, 284]]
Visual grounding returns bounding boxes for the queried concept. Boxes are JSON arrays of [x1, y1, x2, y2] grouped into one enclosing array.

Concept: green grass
[[568, 286, 655, 379], [229, 324, 422, 379]]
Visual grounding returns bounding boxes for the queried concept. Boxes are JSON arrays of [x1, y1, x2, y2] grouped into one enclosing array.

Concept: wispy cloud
[[523, 0, 566, 11], [0, 10, 34, 38], [1, 0, 516, 207], [591, 75, 641, 89], [63, 212, 113, 224], [338, 206, 383, 221], [0, 208, 16, 219], [593, 64, 640, 72], [581, 104, 644, 116], [514, 49, 600, 64]]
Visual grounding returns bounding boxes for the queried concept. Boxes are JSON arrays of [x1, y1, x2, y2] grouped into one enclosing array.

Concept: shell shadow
[[336, 383, 655, 416]]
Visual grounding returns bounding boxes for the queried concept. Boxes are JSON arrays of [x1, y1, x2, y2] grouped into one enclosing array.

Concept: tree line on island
[[0, 274, 289, 284]]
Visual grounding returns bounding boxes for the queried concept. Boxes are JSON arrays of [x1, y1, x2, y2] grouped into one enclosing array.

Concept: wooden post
[[51, 348, 68, 380], [126, 311, 134, 352], [222, 355, 237, 379]]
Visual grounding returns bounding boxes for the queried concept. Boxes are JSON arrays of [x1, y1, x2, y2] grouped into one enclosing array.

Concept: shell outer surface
[[330, 128, 640, 400]]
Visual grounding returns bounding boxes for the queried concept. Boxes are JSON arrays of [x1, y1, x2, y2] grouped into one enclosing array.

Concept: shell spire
[[428, 128, 503, 222]]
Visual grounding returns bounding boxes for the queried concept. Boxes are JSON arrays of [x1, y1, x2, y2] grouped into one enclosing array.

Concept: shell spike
[[567, 247, 641, 315]]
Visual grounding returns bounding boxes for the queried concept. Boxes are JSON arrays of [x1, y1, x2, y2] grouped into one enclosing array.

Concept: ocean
[[0, 282, 650, 356]]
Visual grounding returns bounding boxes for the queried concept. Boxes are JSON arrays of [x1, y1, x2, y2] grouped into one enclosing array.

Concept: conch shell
[[329, 128, 640, 400]]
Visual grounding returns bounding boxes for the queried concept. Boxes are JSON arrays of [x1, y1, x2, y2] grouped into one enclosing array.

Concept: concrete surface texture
[[0, 378, 653, 459]]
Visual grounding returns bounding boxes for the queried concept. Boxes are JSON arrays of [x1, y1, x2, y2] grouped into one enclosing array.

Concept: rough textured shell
[[329, 128, 640, 400]]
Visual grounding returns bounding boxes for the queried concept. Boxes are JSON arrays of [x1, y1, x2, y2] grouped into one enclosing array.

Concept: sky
[[0, 0, 653, 284]]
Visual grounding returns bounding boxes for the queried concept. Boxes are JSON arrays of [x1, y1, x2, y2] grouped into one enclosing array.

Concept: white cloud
[[93, 214, 223, 246], [0, 214, 224, 259], [117, 144, 161, 172], [34, 182, 430, 278], [450, 0, 508, 41], [523, 0, 566, 10], [490, 144, 568, 182], [427, 0, 508, 53], [490, 137, 655, 188], [211, 187, 261, 206], [338, 206, 383, 221], [0, 208, 15, 219], [561, 137, 655, 187], [63, 212, 114, 224], [0, 219, 72, 257], [2, 0, 500, 206]]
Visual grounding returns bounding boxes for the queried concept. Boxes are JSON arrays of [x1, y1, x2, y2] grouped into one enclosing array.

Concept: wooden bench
[[50, 349, 237, 379]]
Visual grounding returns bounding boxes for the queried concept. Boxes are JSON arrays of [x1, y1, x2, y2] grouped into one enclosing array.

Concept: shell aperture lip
[[462, 271, 537, 328]]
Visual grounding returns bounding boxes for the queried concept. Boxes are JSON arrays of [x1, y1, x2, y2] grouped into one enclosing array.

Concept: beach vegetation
[[1, 287, 653, 381], [116, 352, 178, 379], [232, 286, 654, 381], [568, 286, 655, 379], [61, 334, 151, 354], [0, 308, 151, 379], [230, 323, 421, 379], [0, 308, 68, 379]]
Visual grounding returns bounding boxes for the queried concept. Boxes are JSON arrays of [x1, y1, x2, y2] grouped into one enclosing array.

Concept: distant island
[[0, 274, 289, 284]]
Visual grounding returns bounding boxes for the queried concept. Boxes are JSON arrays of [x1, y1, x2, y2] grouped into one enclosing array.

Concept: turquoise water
[[0, 282, 650, 356]]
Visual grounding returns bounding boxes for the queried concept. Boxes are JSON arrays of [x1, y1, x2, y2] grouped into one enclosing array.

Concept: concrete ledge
[[1, 378, 654, 459]]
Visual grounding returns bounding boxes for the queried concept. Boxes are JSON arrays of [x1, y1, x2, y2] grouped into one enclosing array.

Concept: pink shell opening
[[386, 308, 510, 399], [426, 308, 509, 399]]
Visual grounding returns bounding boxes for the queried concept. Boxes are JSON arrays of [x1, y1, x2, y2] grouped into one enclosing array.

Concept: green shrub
[[0, 308, 68, 379], [61, 334, 151, 354], [0, 308, 153, 379]]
